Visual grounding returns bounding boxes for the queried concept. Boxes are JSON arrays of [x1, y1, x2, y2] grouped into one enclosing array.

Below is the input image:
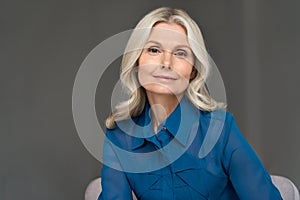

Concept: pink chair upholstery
[[271, 175, 299, 200]]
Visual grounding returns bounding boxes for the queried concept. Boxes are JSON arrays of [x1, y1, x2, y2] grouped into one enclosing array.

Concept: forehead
[[146, 22, 190, 47]]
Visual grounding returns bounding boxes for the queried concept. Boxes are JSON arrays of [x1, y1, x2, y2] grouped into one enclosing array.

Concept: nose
[[161, 50, 172, 69]]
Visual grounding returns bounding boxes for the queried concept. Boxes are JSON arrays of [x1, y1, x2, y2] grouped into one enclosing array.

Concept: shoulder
[[105, 121, 135, 151], [198, 109, 235, 131], [196, 109, 239, 157]]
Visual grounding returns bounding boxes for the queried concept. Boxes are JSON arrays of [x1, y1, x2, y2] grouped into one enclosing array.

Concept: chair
[[85, 175, 299, 200], [271, 175, 299, 200]]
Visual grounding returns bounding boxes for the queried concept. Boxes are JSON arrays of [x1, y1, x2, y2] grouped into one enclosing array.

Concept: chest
[[126, 152, 238, 200]]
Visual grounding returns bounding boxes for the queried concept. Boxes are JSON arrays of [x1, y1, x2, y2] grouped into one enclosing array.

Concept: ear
[[190, 67, 197, 80]]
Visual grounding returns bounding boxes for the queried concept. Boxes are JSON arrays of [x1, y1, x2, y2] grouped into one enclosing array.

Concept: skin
[[137, 22, 195, 133]]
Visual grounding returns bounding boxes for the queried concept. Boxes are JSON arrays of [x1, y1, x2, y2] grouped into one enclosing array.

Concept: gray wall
[[1, 0, 299, 199]]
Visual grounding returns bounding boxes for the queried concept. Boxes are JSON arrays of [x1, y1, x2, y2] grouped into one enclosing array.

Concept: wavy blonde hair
[[106, 7, 225, 129]]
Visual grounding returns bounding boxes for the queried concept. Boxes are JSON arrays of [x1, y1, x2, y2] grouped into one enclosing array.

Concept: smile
[[153, 75, 177, 82]]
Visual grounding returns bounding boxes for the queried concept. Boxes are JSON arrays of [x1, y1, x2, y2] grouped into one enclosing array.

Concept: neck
[[146, 91, 184, 134]]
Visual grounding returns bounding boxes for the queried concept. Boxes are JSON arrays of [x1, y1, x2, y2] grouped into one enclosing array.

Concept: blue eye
[[148, 47, 160, 54], [174, 51, 187, 57]]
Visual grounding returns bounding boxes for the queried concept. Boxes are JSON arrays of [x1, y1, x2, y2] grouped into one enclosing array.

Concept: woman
[[98, 7, 282, 200]]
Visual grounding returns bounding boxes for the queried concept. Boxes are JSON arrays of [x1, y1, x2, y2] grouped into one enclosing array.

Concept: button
[[161, 126, 167, 131]]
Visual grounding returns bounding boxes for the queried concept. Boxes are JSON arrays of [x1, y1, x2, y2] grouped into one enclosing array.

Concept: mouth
[[153, 75, 177, 81]]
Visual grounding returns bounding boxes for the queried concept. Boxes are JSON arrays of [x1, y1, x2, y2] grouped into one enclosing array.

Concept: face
[[137, 22, 194, 97]]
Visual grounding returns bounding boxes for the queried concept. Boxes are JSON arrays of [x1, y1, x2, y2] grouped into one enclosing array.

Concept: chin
[[143, 85, 185, 96]]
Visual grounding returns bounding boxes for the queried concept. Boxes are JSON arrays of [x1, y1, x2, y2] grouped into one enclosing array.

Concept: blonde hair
[[106, 7, 225, 129]]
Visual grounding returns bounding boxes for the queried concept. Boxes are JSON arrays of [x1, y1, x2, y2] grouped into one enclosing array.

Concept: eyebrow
[[145, 40, 192, 51]]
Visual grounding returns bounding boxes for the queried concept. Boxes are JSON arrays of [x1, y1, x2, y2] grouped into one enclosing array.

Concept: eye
[[174, 50, 187, 58], [147, 47, 160, 54]]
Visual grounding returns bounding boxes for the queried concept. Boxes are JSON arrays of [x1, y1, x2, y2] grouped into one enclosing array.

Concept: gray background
[[1, 0, 299, 199]]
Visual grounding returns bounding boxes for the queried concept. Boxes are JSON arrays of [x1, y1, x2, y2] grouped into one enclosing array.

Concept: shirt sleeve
[[98, 130, 133, 200], [98, 165, 133, 200], [223, 114, 283, 200]]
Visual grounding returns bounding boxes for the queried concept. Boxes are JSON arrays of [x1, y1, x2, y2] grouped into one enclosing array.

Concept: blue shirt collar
[[131, 96, 198, 150]]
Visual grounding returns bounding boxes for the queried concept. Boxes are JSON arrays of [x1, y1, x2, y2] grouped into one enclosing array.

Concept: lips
[[153, 75, 177, 81]]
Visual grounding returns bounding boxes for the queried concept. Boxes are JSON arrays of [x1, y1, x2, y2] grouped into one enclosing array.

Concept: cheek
[[176, 63, 193, 80], [137, 55, 157, 84], [137, 68, 145, 84], [137, 55, 145, 66], [137, 66, 152, 87], [184, 69, 193, 79], [138, 52, 152, 66], [137, 55, 148, 85]]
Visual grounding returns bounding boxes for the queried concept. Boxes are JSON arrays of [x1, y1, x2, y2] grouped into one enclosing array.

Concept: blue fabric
[[98, 98, 282, 200]]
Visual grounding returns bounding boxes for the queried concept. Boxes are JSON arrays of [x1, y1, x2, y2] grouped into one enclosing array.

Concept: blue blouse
[[98, 97, 282, 200]]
